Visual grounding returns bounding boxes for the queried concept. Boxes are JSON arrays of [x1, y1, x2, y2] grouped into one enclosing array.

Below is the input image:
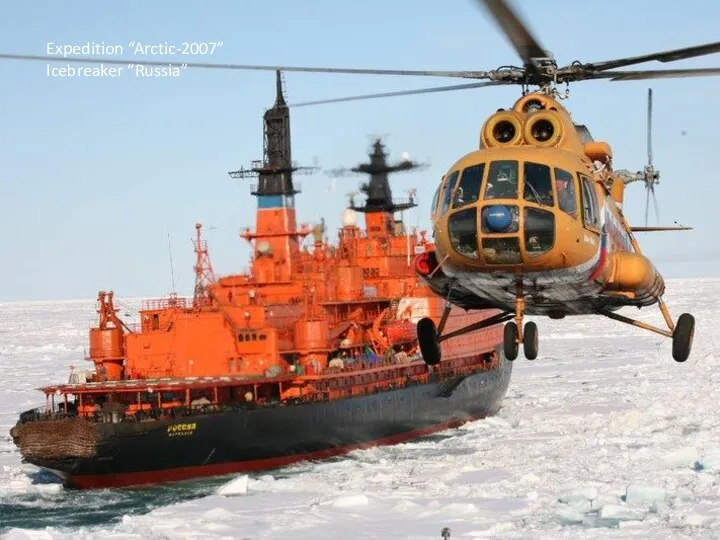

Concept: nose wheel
[[503, 286, 539, 361], [503, 320, 539, 361]]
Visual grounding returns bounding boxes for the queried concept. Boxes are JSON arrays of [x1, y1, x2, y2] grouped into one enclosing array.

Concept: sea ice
[[557, 486, 598, 504], [216, 474, 249, 496], [661, 447, 699, 468], [624, 484, 666, 504], [695, 451, 720, 472], [599, 504, 647, 521], [555, 506, 585, 525], [331, 493, 369, 508]]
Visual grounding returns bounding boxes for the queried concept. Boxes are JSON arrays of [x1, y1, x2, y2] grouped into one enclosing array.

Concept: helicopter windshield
[[452, 163, 485, 209], [523, 162, 554, 206], [448, 208, 479, 258], [555, 168, 577, 218], [440, 171, 460, 214], [484, 160, 518, 200]]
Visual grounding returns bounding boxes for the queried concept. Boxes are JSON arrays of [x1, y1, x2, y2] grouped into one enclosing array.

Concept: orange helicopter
[[2, 0, 718, 364]]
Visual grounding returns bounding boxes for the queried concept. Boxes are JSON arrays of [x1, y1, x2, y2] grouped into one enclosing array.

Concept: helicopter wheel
[[672, 313, 695, 363], [523, 321, 539, 360], [503, 322, 519, 361], [417, 317, 442, 366]]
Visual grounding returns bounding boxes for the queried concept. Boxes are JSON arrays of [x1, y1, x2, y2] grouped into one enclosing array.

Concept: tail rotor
[[616, 88, 661, 225], [642, 88, 660, 225]]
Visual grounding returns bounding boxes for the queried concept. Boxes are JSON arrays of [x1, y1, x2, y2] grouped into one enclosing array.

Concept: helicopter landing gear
[[523, 321, 539, 360], [503, 322, 519, 360], [598, 297, 695, 363], [417, 317, 442, 366], [417, 302, 516, 366], [672, 313, 694, 363], [503, 282, 539, 361]]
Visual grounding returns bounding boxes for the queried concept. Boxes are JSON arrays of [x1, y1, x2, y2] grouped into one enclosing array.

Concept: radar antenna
[[326, 138, 427, 214]]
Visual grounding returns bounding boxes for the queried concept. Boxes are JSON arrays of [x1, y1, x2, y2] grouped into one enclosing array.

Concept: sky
[[0, 0, 718, 301]]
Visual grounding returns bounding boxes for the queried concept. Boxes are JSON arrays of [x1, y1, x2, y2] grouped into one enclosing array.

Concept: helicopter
[[2, 0, 717, 364]]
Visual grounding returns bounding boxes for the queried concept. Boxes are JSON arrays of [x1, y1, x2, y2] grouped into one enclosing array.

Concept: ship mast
[[330, 138, 422, 238], [192, 222, 216, 307], [228, 70, 316, 282]]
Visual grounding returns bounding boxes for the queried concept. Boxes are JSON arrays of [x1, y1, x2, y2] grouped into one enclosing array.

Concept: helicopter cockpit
[[433, 156, 588, 266]]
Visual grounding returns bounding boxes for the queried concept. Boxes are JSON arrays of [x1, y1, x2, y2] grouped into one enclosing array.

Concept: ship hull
[[21, 353, 512, 489]]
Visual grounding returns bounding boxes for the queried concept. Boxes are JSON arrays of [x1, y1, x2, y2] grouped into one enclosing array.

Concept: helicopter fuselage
[[419, 95, 664, 319]]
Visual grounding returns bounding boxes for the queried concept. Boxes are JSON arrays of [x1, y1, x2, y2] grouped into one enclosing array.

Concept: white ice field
[[1, 278, 719, 539]]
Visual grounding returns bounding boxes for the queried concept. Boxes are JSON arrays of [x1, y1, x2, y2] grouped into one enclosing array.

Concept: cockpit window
[[452, 164, 485, 209], [431, 183, 441, 215], [440, 171, 460, 214], [524, 208, 555, 255], [523, 162, 554, 206], [448, 208, 479, 258], [579, 174, 599, 228], [484, 160, 518, 200], [554, 168, 577, 218], [482, 237, 522, 264]]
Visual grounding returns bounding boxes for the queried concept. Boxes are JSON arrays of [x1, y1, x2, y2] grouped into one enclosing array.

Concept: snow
[[1, 278, 720, 538]]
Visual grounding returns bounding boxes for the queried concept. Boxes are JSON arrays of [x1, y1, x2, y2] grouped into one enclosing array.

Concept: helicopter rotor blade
[[0, 53, 492, 79], [289, 81, 509, 107], [581, 41, 720, 72], [475, 0, 551, 72], [647, 88, 653, 166], [645, 185, 651, 227], [599, 67, 720, 81]]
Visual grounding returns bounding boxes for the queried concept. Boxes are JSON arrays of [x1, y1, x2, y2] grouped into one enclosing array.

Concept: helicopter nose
[[484, 205, 513, 232]]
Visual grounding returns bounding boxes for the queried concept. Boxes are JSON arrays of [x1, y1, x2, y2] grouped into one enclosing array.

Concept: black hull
[[24, 356, 513, 488]]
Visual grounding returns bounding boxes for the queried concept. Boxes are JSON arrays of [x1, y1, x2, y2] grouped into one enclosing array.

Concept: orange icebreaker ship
[[10, 73, 511, 489]]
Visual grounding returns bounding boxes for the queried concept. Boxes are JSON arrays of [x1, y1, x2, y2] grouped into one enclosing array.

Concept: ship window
[[523, 162, 554, 206], [524, 208, 555, 255], [238, 334, 244, 342], [484, 160, 518, 200], [579, 174, 599, 228], [452, 163, 485, 208], [152, 314, 159, 330], [555, 168, 578, 218], [440, 171, 460, 214], [259, 334, 267, 341], [448, 208, 479, 258], [481, 237, 522, 264], [252, 333, 257, 341]]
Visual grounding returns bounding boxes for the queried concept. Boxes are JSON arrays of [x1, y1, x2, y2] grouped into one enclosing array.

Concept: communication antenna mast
[[166, 226, 177, 293], [192, 223, 216, 307]]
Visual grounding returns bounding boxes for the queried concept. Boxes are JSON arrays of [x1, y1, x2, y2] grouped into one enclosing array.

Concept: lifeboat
[[384, 320, 416, 344]]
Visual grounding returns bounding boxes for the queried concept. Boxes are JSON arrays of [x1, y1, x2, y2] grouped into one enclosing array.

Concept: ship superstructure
[[10, 72, 511, 488]]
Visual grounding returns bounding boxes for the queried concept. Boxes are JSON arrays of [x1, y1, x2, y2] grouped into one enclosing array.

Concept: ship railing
[[141, 297, 190, 311], [17, 356, 497, 426]]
